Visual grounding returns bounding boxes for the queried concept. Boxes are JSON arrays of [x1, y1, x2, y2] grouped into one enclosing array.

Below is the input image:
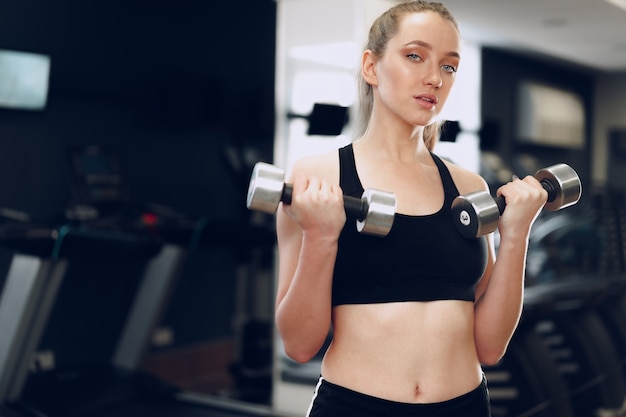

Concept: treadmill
[[0, 146, 288, 417], [524, 276, 626, 416]]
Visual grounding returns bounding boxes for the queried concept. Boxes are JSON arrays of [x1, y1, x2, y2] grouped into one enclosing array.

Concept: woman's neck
[[355, 123, 430, 163]]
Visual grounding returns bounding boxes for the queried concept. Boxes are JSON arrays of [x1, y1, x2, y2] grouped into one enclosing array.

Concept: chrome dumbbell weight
[[451, 163, 582, 238], [246, 162, 397, 237]]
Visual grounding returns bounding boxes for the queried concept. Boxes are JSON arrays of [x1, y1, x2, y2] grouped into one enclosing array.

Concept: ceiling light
[[605, 0, 626, 11]]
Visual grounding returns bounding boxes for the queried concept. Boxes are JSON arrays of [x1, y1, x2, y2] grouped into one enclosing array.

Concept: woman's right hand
[[282, 172, 346, 239]]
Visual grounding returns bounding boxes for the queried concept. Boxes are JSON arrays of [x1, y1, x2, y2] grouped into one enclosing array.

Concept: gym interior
[[0, 1, 625, 417]]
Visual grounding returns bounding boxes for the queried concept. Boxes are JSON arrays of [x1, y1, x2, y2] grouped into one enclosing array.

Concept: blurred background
[[0, 1, 625, 417]]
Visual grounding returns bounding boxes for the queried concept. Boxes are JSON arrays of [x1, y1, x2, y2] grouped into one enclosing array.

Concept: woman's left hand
[[495, 176, 548, 240]]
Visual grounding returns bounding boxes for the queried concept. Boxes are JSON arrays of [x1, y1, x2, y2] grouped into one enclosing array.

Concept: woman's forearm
[[276, 233, 337, 363], [473, 236, 528, 364]]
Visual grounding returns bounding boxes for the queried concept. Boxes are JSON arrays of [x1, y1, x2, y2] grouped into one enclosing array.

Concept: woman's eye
[[442, 64, 457, 74], [407, 53, 422, 62]]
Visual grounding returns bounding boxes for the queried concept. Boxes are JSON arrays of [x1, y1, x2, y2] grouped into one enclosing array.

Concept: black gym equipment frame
[[484, 291, 574, 417], [526, 277, 626, 416], [0, 219, 287, 417]]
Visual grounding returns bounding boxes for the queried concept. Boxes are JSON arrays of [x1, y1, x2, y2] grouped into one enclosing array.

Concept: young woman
[[275, 2, 548, 416]]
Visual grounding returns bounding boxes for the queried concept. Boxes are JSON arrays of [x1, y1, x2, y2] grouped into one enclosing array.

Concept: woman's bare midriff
[[321, 300, 483, 403]]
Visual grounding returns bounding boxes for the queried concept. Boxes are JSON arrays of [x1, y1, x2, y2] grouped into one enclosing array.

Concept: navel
[[414, 384, 423, 400]]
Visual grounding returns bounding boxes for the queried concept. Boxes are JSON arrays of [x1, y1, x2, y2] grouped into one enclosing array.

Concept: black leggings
[[306, 376, 491, 417]]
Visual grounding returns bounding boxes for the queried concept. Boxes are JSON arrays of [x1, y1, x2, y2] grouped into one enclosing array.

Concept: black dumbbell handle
[[494, 179, 558, 215], [282, 183, 368, 220]]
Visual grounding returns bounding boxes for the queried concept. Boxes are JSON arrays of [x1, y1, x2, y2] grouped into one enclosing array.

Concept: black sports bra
[[332, 144, 488, 306]]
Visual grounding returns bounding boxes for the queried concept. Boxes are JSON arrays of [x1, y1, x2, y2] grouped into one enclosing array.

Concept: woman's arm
[[472, 176, 548, 365], [274, 156, 345, 363]]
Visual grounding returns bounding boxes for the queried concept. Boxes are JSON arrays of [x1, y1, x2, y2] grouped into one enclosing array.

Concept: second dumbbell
[[451, 163, 582, 238], [246, 162, 397, 237]]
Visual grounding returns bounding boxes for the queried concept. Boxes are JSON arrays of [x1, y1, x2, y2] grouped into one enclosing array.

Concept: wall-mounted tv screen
[[0, 49, 50, 110], [516, 80, 585, 149]]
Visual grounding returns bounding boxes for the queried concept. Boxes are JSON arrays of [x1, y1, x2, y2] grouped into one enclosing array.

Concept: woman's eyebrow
[[403, 40, 460, 58]]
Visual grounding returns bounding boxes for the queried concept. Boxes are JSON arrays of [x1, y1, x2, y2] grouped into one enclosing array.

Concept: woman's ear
[[361, 50, 378, 87]]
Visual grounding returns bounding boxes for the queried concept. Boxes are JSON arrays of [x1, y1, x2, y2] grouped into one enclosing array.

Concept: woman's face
[[368, 11, 461, 129]]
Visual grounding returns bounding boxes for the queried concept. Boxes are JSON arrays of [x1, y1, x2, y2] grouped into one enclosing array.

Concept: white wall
[[274, 0, 395, 173]]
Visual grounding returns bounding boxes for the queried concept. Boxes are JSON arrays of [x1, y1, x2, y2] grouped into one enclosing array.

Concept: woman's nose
[[424, 65, 443, 88]]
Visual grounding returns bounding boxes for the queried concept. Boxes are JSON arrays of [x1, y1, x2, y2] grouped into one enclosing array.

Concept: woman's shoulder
[[439, 157, 490, 196], [286, 149, 340, 183]]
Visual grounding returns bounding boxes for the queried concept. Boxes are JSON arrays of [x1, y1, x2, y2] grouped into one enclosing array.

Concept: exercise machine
[[0, 146, 290, 417]]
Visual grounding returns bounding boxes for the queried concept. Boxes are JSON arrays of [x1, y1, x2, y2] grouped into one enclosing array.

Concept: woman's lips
[[414, 94, 438, 109]]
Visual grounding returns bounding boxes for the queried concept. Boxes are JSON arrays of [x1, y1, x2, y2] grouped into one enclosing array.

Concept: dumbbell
[[451, 164, 582, 238], [246, 162, 397, 237]]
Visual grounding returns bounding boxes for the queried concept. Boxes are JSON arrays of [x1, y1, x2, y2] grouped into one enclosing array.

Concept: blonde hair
[[357, 1, 459, 151]]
